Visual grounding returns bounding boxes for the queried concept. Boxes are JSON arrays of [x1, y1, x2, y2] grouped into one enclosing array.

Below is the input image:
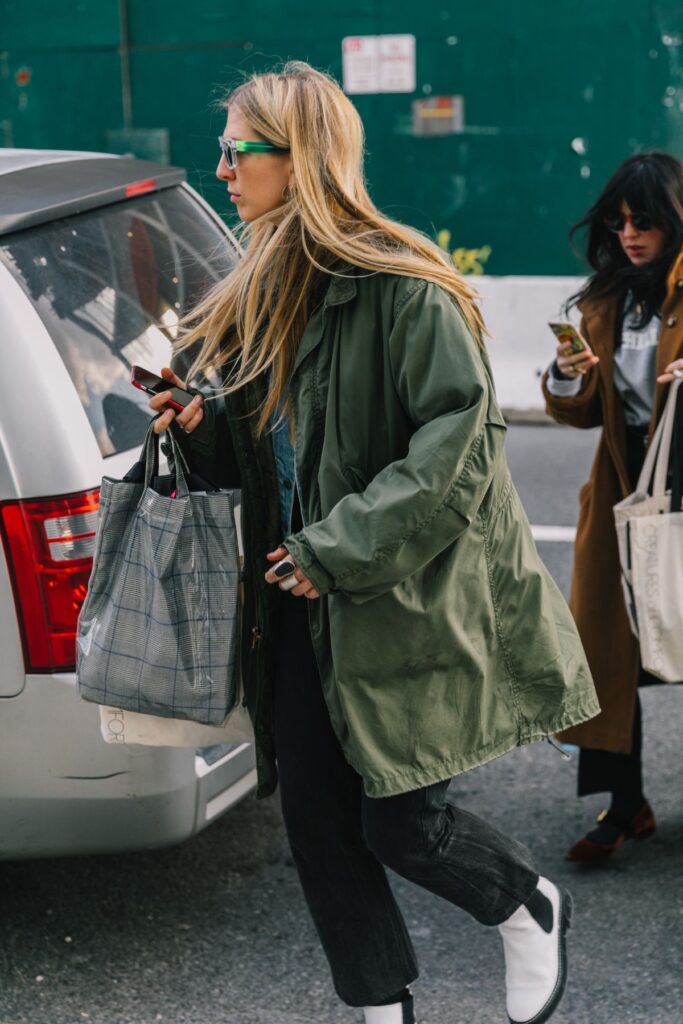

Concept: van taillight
[[0, 490, 99, 673]]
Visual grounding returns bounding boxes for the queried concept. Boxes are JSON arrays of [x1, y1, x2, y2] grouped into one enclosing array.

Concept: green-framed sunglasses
[[218, 136, 289, 169]]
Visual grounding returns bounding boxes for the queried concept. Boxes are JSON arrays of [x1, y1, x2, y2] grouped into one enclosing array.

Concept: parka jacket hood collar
[[324, 268, 358, 306]]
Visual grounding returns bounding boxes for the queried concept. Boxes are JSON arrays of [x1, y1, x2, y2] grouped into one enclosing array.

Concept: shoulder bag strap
[[652, 377, 683, 499], [670, 379, 683, 512]]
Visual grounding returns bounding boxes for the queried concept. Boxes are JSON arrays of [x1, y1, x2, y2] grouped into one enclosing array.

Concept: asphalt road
[[2, 424, 682, 1024]]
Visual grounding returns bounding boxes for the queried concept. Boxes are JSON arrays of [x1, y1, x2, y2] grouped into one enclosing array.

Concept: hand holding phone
[[131, 365, 194, 412], [134, 365, 205, 436], [548, 322, 598, 378]]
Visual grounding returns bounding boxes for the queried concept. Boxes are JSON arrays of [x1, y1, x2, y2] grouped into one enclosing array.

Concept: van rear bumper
[[0, 675, 256, 860]]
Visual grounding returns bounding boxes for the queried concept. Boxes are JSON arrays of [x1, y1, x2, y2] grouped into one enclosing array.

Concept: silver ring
[[673, 367, 683, 379], [279, 575, 299, 591]]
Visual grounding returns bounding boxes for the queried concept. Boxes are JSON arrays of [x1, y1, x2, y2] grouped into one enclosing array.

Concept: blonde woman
[[149, 63, 598, 1024]]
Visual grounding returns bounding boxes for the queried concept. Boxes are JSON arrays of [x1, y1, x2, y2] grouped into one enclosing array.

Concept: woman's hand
[[657, 358, 683, 384], [555, 342, 600, 379], [149, 366, 204, 435], [265, 546, 320, 599]]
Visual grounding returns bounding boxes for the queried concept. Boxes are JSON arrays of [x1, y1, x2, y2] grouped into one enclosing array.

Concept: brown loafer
[[565, 800, 656, 862]]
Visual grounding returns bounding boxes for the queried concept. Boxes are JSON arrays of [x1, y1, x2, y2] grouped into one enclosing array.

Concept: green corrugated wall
[[1, 1, 682, 274]]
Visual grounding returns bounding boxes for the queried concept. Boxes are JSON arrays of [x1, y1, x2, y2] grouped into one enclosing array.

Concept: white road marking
[[531, 525, 577, 543]]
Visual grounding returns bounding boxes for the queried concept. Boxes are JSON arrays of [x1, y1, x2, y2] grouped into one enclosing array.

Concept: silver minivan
[[0, 149, 256, 859]]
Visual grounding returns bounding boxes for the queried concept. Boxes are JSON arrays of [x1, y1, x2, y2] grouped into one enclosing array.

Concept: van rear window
[[0, 186, 236, 455]]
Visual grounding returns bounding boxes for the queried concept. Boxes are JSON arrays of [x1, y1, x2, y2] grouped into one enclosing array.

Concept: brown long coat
[[542, 250, 683, 753]]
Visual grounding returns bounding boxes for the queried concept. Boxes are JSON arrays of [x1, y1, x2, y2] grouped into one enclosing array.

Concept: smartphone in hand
[[131, 366, 193, 413], [548, 322, 592, 355]]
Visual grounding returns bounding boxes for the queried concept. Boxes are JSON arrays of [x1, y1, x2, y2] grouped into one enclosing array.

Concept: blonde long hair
[[177, 61, 485, 432]]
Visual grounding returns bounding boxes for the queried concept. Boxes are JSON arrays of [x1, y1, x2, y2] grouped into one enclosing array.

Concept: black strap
[[670, 384, 683, 513]]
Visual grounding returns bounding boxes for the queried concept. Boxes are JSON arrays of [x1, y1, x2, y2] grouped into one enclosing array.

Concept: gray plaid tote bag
[[77, 425, 240, 725]]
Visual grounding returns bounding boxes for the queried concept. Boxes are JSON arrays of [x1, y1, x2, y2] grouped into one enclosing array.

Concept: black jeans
[[271, 594, 539, 1007]]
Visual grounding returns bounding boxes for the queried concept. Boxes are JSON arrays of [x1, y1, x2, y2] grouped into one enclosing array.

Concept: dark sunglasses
[[604, 211, 656, 233], [218, 136, 289, 170]]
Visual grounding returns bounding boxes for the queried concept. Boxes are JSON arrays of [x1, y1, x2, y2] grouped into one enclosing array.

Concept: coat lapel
[[292, 302, 326, 375], [652, 249, 683, 426], [292, 273, 358, 375], [582, 300, 631, 495]]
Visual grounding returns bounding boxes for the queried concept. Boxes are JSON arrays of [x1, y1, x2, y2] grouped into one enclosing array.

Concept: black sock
[[611, 792, 646, 820]]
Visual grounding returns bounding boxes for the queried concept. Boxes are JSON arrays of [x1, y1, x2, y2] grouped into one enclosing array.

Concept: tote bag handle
[[142, 423, 191, 499], [634, 377, 683, 500], [670, 382, 683, 513]]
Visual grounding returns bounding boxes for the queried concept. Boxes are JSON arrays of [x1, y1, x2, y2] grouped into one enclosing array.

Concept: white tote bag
[[613, 377, 683, 682], [98, 699, 253, 747]]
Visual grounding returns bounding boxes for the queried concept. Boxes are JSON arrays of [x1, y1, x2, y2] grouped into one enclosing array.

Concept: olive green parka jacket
[[177, 270, 599, 798]]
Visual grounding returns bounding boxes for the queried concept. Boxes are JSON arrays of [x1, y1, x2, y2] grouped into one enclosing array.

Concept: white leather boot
[[363, 991, 414, 1023], [497, 876, 572, 1024]]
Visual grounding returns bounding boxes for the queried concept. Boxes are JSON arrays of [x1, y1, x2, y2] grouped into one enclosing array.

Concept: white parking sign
[[342, 35, 416, 95]]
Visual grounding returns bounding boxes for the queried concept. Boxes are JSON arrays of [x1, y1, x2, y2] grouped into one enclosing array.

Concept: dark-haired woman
[[542, 151, 683, 863]]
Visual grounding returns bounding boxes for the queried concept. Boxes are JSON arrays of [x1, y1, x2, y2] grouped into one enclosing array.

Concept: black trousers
[[578, 693, 643, 798], [577, 423, 652, 801], [271, 593, 539, 1007]]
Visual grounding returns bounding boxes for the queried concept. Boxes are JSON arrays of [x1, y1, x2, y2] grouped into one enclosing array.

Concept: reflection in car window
[[0, 187, 236, 455]]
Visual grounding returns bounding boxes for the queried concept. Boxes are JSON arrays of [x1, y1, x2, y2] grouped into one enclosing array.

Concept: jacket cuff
[[542, 367, 594, 404], [545, 364, 583, 398], [282, 531, 337, 595]]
